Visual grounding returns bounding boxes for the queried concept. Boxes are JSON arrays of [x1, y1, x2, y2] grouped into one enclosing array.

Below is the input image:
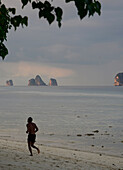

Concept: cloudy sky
[[0, 0, 123, 86]]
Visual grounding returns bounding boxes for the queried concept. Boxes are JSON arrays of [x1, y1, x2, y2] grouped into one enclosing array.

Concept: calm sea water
[[0, 86, 123, 157]]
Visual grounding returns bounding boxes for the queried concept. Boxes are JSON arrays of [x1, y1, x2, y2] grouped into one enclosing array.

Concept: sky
[[0, 0, 123, 86]]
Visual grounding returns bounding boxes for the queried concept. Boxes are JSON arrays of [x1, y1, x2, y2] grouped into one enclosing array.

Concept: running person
[[26, 117, 40, 156]]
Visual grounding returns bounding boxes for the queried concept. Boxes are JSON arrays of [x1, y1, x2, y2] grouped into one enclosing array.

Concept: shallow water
[[0, 86, 123, 157]]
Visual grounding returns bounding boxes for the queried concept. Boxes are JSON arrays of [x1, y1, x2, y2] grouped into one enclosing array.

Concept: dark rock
[[93, 130, 99, 133], [67, 134, 71, 136], [77, 134, 82, 137], [49, 78, 58, 86], [6, 80, 13, 86], [85, 133, 94, 136], [35, 75, 46, 86], [28, 79, 36, 86], [114, 72, 123, 86], [28, 75, 46, 86], [49, 133, 54, 136]]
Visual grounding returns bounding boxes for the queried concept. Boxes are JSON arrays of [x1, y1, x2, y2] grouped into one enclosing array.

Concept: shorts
[[28, 134, 36, 143]]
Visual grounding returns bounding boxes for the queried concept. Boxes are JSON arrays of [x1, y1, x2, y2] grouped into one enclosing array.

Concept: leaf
[[74, 0, 87, 20], [11, 15, 22, 30], [44, 1, 51, 8], [1, 4, 7, 14], [95, 1, 101, 15], [65, 0, 74, 3], [0, 43, 8, 60], [32, 1, 37, 9], [21, 0, 29, 9], [55, 7, 63, 27], [39, 10, 43, 18], [37, 1, 44, 9], [85, 0, 92, 4], [8, 8, 16, 15], [47, 13, 55, 25], [87, 3, 95, 17], [22, 16, 28, 27], [32, 1, 44, 10], [55, 7, 63, 18]]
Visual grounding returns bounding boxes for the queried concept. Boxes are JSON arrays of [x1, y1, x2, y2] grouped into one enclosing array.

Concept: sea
[[0, 86, 123, 157]]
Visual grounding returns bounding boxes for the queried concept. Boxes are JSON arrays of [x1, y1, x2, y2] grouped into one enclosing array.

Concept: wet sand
[[0, 139, 123, 170]]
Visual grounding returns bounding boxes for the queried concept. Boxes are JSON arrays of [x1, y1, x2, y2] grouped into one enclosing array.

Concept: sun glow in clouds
[[0, 61, 74, 84]]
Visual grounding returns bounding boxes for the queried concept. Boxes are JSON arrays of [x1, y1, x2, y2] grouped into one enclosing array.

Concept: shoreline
[[0, 139, 123, 170]]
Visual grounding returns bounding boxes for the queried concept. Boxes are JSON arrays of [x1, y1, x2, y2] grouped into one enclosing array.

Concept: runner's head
[[28, 117, 33, 123]]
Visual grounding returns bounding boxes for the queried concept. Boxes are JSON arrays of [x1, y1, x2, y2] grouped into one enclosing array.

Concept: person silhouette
[[26, 117, 40, 156]]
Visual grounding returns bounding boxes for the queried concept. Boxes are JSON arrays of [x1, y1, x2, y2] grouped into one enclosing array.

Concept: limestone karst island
[[114, 72, 123, 86], [5, 75, 58, 86], [5, 73, 123, 86], [28, 75, 58, 86], [6, 80, 13, 86]]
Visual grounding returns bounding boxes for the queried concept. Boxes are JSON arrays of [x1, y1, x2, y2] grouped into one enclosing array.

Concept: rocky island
[[6, 80, 13, 86], [28, 75, 46, 86], [28, 75, 58, 86], [49, 78, 58, 86], [114, 72, 123, 86]]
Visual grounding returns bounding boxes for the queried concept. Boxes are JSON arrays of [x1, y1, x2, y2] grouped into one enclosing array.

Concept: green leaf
[[32, 1, 44, 10], [0, 43, 8, 60], [74, 0, 87, 19], [47, 13, 55, 25], [11, 15, 28, 29], [1, 4, 7, 14], [85, 0, 92, 4], [95, 1, 101, 15], [32, 1, 37, 9], [44, 1, 51, 8], [39, 10, 43, 18], [37, 1, 44, 9], [87, 3, 95, 16], [21, 0, 29, 9], [55, 7, 63, 27], [8, 8, 16, 15], [22, 16, 28, 27], [11, 15, 22, 30], [55, 7, 63, 18]]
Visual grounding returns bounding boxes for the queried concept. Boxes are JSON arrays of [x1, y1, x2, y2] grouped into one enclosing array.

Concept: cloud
[[14, 61, 74, 78], [0, 61, 74, 85]]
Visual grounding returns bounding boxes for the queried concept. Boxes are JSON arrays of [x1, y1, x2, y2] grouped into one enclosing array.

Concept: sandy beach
[[0, 139, 123, 170]]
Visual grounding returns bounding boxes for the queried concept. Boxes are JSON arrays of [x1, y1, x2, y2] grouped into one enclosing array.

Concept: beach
[[0, 139, 123, 170], [0, 86, 123, 169]]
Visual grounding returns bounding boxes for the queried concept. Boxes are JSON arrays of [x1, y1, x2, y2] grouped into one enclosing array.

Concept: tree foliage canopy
[[0, 0, 101, 60]]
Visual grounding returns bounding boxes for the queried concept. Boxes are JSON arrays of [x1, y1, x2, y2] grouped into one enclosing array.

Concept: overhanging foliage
[[0, 0, 101, 60]]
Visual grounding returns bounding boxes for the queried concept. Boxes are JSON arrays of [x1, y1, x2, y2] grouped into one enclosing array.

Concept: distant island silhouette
[[28, 75, 58, 86], [5, 75, 58, 86], [6, 80, 13, 86], [114, 72, 123, 86]]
